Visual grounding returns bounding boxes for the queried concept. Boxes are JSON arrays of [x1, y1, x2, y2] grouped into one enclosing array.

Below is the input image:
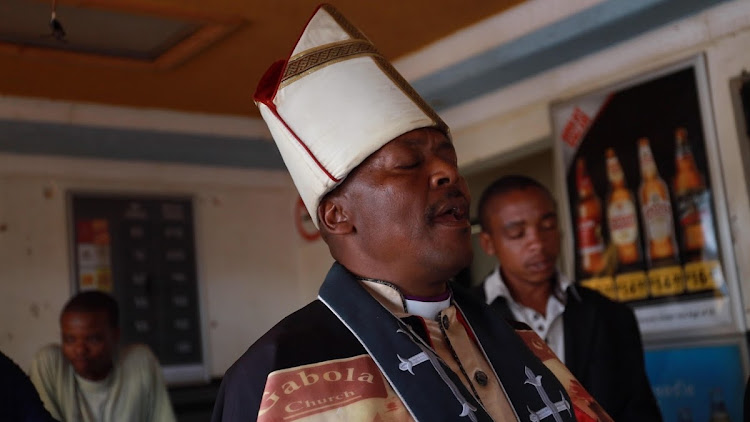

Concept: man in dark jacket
[[474, 174, 662, 421]]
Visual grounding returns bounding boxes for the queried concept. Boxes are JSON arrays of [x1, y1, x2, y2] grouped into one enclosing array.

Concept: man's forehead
[[371, 129, 452, 157], [493, 190, 556, 216], [61, 310, 110, 325], [393, 127, 449, 142], [497, 186, 554, 205], [335, 127, 451, 183], [501, 209, 557, 224]]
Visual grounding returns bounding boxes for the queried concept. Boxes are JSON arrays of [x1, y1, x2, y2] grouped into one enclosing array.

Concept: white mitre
[[254, 4, 449, 227]]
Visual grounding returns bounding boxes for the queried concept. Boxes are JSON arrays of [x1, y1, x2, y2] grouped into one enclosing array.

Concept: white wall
[[704, 23, 750, 332], [449, 1, 750, 329], [0, 152, 310, 376]]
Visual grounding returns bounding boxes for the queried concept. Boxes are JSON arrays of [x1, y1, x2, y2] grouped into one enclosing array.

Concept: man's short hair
[[477, 175, 554, 231], [61, 291, 120, 328]]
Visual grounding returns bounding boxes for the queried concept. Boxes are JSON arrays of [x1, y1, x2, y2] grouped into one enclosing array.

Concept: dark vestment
[[474, 282, 663, 422], [212, 262, 613, 422], [0, 350, 59, 422]]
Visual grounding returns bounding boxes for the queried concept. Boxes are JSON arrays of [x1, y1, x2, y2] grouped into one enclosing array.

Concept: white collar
[[482, 266, 573, 306], [359, 278, 451, 320], [404, 296, 452, 320]]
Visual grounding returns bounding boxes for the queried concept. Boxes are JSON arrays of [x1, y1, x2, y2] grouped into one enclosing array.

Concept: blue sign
[[645, 343, 746, 422]]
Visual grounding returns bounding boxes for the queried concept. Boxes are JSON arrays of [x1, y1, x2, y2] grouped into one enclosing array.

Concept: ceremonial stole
[[319, 262, 586, 422]]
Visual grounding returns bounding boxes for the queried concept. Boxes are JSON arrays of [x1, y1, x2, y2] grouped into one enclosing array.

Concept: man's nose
[[429, 156, 461, 189], [526, 228, 544, 251], [72, 342, 87, 356]]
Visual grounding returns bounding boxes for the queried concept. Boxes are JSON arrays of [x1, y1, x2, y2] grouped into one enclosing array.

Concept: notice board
[[68, 192, 206, 384]]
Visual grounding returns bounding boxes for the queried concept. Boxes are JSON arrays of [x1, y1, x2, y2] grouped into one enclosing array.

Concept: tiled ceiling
[[0, 0, 526, 118]]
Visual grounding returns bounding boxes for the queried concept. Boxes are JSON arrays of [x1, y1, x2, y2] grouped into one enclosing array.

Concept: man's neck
[[75, 362, 114, 382], [501, 270, 554, 316], [345, 263, 450, 297], [357, 274, 449, 298]]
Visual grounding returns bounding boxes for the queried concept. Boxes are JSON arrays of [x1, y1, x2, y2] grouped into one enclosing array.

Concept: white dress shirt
[[482, 267, 573, 364]]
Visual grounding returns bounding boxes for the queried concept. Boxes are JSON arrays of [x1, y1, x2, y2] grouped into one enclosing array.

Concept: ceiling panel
[[0, 0, 202, 59], [0, 0, 526, 117]]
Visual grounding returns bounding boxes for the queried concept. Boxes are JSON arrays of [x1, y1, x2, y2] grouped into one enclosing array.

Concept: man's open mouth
[[431, 199, 469, 226]]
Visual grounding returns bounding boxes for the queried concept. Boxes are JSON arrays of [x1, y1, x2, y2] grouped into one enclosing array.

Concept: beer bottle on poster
[[576, 157, 606, 275], [673, 127, 716, 262], [708, 389, 731, 422], [605, 148, 642, 269], [637, 137, 679, 267]]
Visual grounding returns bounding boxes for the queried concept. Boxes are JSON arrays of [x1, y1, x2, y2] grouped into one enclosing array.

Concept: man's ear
[[479, 232, 495, 256], [318, 196, 354, 235]]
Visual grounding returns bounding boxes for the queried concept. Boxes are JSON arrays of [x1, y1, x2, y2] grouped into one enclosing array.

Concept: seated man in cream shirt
[[30, 291, 176, 422]]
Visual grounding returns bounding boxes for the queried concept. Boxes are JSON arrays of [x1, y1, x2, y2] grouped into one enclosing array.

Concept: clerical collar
[[357, 277, 452, 320], [404, 294, 451, 320]]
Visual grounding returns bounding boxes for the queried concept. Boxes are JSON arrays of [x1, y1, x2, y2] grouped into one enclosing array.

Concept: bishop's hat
[[254, 4, 448, 227]]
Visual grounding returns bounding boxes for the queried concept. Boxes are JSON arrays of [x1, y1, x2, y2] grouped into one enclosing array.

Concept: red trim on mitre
[[254, 89, 339, 184], [253, 4, 328, 103], [253, 60, 285, 104], [251, 4, 341, 184]]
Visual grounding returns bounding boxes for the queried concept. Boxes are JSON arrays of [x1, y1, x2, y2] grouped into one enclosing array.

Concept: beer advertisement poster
[[550, 55, 741, 336]]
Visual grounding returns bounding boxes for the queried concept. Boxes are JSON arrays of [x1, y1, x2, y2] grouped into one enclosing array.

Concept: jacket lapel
[[488, 296, 516, 323], [563, 286, 596, 381], [318, 263, 493, 422]]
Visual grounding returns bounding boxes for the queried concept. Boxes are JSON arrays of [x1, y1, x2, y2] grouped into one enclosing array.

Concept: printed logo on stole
[[258, 355, 387, 421], [515, 330, 558, 362]]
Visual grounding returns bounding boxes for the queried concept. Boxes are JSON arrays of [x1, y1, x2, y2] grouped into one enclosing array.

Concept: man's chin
[[74, 368, 92, 378], [526, 272, 556, 285], [440, 250, 473, 279], [71, 363, 95, 378]]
